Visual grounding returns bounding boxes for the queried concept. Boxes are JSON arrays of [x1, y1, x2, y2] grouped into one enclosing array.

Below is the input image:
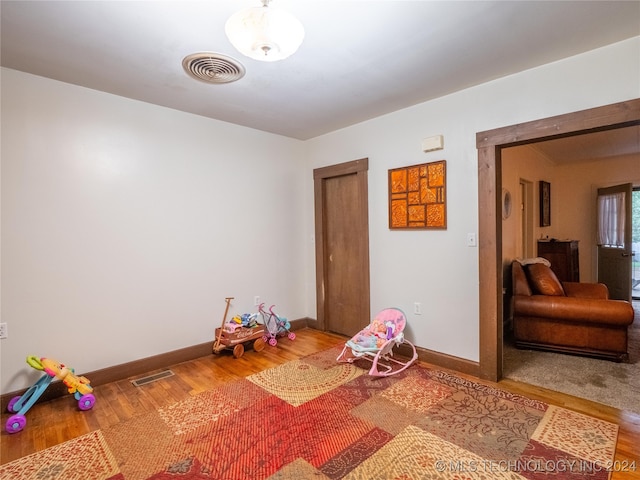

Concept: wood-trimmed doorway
[[313, 158, 371, 336], [476, 98, 640, 381]]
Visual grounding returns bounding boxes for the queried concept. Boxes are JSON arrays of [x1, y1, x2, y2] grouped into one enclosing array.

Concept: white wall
[[502, 148, 640, 283], [1, 68, 306, 392], [502, 145, 559, 264], [555, 155, 640, 282], [304, 37, 640, 363], [2, 36, 639, 393]]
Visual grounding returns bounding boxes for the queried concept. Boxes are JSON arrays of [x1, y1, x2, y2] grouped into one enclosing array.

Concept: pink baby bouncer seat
[[336, 308, 418, 376]]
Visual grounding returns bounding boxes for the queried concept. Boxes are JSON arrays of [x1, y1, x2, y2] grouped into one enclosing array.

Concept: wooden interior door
[[314, 159, 370, 337], [597, 183, 633, 301]]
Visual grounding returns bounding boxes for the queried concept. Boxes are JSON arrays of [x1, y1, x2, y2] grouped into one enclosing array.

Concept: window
[[597, 191, 626, 248]]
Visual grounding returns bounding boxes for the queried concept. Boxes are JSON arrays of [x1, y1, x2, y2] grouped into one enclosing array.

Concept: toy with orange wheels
[[6, 356, 95, 434], [213, 297, 267, 358]]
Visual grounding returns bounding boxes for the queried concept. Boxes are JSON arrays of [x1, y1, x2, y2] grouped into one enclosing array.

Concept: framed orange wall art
[[389, 160, 446, 229]]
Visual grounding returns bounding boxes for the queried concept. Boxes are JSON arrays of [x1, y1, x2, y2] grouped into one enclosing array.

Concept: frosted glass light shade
[[225, 3, 304, 62]]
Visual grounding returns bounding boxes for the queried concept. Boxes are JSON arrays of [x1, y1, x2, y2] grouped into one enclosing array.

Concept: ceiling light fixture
[[225, 0, 304, 62]]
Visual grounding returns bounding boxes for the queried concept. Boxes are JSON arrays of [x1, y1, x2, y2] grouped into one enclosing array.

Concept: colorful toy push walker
[[5, 356, 95, 434]]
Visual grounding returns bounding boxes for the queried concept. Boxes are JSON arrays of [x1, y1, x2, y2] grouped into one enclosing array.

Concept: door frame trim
[[313, 158, 370, 331], [476, 98, 640, 381]]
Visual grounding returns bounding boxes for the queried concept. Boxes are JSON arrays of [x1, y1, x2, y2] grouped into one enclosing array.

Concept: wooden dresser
[[537, 240, 579, 282]]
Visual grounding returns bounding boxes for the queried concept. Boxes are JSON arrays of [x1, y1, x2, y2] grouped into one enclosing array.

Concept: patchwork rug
[[1, 346, 619, 480]]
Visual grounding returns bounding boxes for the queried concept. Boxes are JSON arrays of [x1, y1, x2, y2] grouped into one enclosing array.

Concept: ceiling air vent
[[182, 52, 245, 84]]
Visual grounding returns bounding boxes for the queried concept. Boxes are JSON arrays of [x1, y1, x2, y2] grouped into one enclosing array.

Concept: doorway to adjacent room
[[633, 187, 640, 300], [476, 98, 640, 381]]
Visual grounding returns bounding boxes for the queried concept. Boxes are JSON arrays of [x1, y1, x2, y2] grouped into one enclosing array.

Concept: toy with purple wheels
[[5, 355, 95, 434]]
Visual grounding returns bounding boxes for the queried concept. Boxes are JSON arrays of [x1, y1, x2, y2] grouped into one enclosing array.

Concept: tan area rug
[[0, 430, 120, 480], [1, 346, 620, 480]]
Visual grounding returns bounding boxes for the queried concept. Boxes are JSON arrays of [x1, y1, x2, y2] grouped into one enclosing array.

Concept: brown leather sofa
[[512, 260, 635, 362]]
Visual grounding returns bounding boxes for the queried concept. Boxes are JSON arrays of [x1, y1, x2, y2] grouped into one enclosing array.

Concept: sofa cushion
[[514, 295, 634, 325], [527, 264, 565, 296]]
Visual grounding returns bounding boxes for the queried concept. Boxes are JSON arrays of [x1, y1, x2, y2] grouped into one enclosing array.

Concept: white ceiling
[[530, 125, 640, 165], [1, 1, 639, 140]]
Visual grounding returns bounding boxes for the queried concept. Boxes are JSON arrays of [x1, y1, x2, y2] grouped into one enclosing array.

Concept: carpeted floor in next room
[[504, 301, 640, 415]]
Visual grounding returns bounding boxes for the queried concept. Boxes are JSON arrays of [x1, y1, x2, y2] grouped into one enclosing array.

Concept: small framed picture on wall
[[539, 180, 551, 227]]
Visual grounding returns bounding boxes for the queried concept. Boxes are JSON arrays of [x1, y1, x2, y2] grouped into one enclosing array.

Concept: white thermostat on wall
[[422, 135, 444, 152]]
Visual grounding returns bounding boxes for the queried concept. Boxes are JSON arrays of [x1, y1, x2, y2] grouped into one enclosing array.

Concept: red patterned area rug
[[1, 346, 620, 480]]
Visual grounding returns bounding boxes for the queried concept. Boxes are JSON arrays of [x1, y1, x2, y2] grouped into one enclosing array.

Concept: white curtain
[[597, 192, 625, 247]]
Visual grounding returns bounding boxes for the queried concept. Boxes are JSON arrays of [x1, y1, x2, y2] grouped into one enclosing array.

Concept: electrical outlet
[[414, 302, 422, 315], [467, 233, 477, 247], [0, 323, 7, 339], [254, 296, 260, 306]]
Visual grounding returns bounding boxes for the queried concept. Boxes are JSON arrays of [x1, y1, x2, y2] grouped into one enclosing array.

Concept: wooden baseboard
[[1, 317, 311, 411], [1, 317, 480, 409], [396, 342, 479, 377], [0, 341, 215, 411]]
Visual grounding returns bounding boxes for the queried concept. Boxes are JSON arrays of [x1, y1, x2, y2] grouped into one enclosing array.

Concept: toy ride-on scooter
[[5, 355, 96, 434]]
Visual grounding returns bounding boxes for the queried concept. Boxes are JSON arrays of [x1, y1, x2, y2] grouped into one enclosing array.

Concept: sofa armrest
[[562, 282, 609, 299], [512, 261, 532, 296], [514, 295, 634, 326]]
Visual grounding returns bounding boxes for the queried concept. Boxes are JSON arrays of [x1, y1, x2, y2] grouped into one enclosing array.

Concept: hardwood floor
[[2, 328, 639, 479]]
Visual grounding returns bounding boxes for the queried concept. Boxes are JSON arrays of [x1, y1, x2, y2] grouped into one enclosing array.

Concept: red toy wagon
[[213, 323, 266, 358], [212, 297, 266, 358]]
